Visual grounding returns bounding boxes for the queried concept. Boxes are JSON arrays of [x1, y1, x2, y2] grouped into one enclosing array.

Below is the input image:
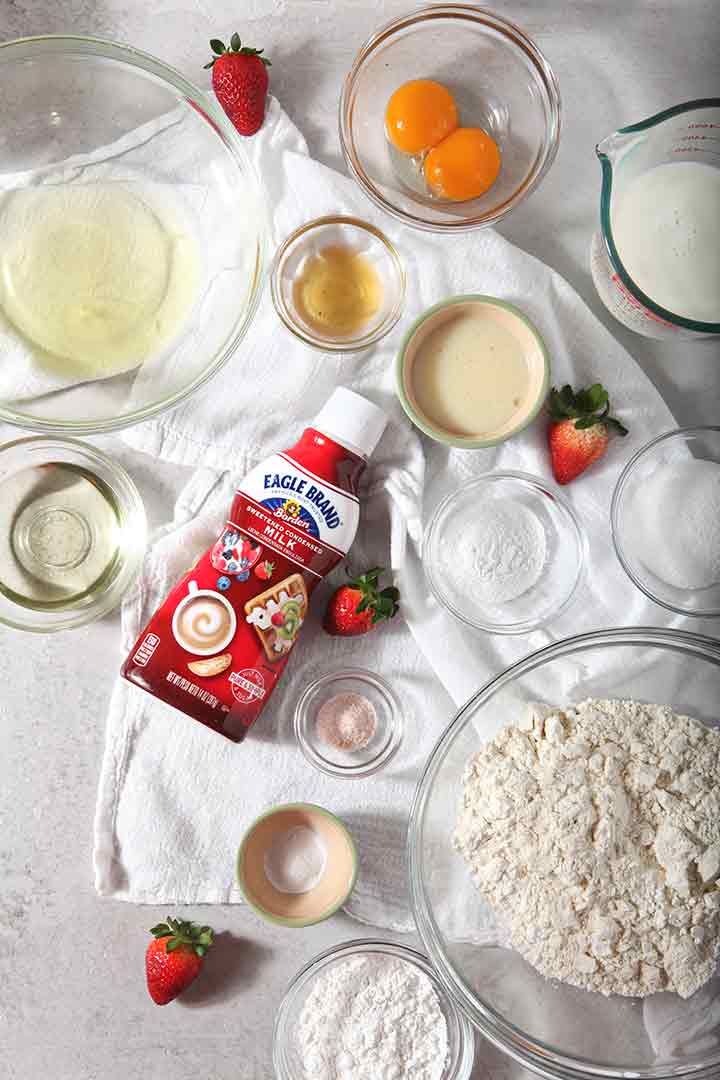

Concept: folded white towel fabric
[[93, 98, 683, 940]]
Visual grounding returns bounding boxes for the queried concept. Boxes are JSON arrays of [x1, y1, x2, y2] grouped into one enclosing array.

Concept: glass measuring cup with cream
[[396, 295, 549, 448], [591, 99, 720, 340]]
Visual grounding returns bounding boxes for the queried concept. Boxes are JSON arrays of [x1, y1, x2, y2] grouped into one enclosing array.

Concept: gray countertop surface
[[1, 3, 718, 1079]]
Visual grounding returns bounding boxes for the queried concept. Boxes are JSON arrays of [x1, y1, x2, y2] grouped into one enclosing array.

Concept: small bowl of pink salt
[[294, 668, 404, 778]]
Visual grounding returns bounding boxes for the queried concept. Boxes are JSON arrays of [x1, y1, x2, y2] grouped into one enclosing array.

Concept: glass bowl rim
[[395, 294, 551, 448], [408, 625, 720, 1080], [272, 937, 475, 1080], [424, 470, 588, 633], [611, 425, 720, 617], [0, 434, 146, 631], [0, 33, 268, 435], [293, 666, 405, 777], [269, 214, 407, 352], [338, 3, 562, 233]]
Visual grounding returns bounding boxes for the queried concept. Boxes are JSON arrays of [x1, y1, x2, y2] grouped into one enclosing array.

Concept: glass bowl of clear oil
[[0, 437, 146, 632], [271, 216, 405, 351]]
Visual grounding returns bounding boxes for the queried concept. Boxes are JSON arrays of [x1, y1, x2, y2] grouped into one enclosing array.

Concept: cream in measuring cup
[[591, 99, 720, 340]]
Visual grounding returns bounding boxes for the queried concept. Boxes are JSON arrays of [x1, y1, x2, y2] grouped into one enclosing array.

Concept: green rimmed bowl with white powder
[[424, 471, 587, 634]]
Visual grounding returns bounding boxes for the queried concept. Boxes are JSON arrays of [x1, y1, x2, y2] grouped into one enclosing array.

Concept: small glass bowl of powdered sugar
[[424, 471, 587, 633], [294, 669, 404, 777], [612, 426, 720, 617], [273, 939, 474, 1080]]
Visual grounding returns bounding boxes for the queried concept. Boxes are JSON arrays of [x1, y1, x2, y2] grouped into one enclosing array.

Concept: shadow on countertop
[[178, 932, 271, 1008]]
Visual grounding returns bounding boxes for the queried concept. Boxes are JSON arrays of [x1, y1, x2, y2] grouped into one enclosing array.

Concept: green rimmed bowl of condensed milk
[[396, 294, 550, 448], [0, 436, 146, 631]]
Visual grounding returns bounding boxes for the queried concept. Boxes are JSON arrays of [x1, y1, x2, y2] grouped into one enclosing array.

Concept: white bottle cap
[[312, 388, 388, 460]]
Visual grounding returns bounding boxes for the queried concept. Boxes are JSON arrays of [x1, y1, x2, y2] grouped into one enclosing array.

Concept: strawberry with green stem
[[205, 33, 270, 136], [324, 567, 400, 637], [548, 383, 628, 485], [145, 917, 214, 1005]]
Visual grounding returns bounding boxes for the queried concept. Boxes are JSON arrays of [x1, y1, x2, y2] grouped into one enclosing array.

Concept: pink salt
[[315, 692, 378, 752]]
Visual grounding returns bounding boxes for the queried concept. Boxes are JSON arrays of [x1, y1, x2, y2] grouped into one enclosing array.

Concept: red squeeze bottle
[[121, 388, 387, 742]]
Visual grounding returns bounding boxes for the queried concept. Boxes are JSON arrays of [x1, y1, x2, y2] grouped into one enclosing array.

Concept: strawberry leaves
[[204, 34, 271, 69], [548, 383, 628, 436], [149, 918, 214, 958], [350, 567, 400, 624]]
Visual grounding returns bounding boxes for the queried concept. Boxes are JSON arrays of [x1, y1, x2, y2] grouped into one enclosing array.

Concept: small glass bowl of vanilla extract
[[270, 216, 405, 352]]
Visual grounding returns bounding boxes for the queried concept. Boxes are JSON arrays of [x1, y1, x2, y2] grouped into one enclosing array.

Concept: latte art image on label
[[172, 583, 237, 655]]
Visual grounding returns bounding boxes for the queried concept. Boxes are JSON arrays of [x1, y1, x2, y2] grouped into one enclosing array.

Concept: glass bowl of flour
[[273, 938, 474, 1080], [612, 427, 720, 617], [424, 472, 587, 633], [0, 36, 267, 434], [409, 626, 720, 1080]]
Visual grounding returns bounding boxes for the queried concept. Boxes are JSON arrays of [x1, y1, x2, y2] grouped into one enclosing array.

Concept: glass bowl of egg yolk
[[270, 216, 406, 352], [339, 6, 561, 232]]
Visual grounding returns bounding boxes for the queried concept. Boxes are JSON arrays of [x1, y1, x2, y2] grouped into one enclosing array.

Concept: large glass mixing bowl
[[409, 628, 720, 1079], [0, 36, 268, 434]]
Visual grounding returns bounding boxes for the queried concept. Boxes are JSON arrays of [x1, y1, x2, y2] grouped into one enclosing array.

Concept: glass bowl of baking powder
[[273, 938, 474, 1080], [424, 471, 587, 634]]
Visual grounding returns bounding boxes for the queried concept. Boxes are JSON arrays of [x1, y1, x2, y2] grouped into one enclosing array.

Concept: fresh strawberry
[[324, 567, 400, 637], [271, 611, 285, 627], [255, 560, 275, 581], [547, 383, 628, 485], [205, 33, 270, 136], [145, 918, 214, 1005]]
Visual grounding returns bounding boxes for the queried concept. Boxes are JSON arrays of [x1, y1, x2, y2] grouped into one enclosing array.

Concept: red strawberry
[[145, 918, 214, 1006], [205, 33, 270, 136], [547, 383, 628, 485], [324, 567, 400, 637], [255, 560, 275, 581], [271, 611, 285, 627]]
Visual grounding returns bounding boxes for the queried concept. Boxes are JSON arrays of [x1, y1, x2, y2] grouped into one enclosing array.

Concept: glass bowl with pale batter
[[409, 627, 720, 1080], [0, 36, 268, 434]]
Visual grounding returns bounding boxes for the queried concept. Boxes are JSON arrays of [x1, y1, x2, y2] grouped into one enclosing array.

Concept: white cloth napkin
[[94, 98, 681, 937]]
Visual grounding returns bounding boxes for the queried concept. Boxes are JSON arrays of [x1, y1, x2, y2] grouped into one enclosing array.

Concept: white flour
[[440, 502, 546, 606], [454, 698, 720, 998], [295, 954, 449, 1080]]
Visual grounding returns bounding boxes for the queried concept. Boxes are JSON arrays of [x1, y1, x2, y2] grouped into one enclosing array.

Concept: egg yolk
[[423, 127, 501, 201], [385, 79, 458, 156]]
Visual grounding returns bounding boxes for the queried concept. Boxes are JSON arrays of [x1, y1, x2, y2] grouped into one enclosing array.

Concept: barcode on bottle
[[133, 633, 160, 666], [166, 670, 219, 708]]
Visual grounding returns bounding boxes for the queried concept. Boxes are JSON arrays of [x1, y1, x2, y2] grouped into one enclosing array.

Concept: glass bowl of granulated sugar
[[424, 471, 587, 633], [409, 626, 720, 1080], [273, 938, 474, 1080]]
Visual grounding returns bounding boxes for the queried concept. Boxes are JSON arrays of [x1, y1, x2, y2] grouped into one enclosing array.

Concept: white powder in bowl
[[263, 826, 326, 894], [631, 459, 720, 590], [295, 954, 449, 1080], [439, 501, 546, 606]]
